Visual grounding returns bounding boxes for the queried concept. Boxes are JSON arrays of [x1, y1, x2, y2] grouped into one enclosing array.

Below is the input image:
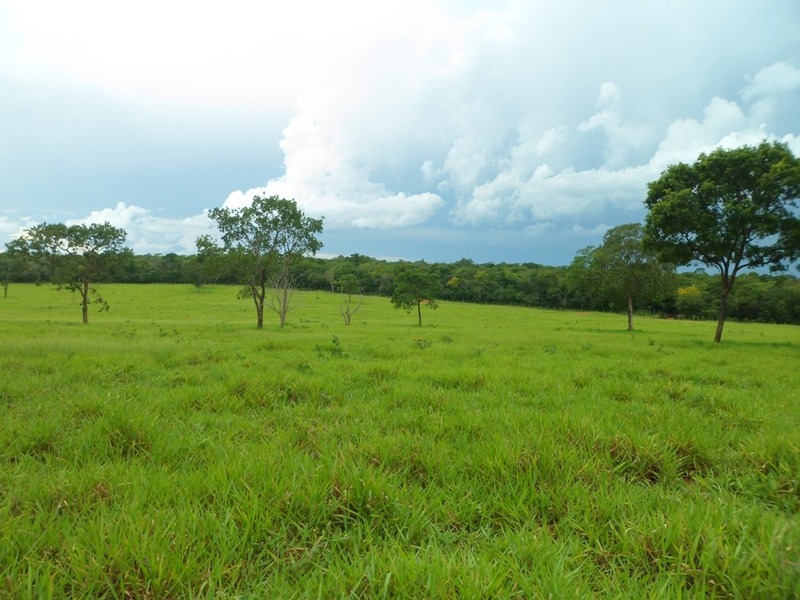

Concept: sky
[[1, 1, 799, 266]]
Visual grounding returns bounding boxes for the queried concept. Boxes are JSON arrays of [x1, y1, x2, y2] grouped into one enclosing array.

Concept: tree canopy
[[644, 141, 800, 341], [391, 264, 442, 326], [571, 223, 673, 330], [6, 222, 128, 323], [201, 195, 323, 328]]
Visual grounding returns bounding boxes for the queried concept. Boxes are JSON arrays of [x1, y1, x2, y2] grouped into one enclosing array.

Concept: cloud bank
[[1, 2, 799, 263]]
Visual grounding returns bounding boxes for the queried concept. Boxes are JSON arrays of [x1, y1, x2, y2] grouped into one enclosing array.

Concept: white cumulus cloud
[[2, 3, 799, 265], [0, 213, 36, 242], [69, 202, 212, 254], [449, 65, 800, 230], [222, 113, 444, 229]]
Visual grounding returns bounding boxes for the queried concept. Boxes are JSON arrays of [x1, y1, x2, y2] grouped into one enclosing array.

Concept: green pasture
[[1, 284, 798, 598]]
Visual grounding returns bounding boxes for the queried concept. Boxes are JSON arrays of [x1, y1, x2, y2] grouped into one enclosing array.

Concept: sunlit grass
[[1, 283, 798, 598]]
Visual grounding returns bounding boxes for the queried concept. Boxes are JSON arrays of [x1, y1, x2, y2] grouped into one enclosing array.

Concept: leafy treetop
[[643, 140, 800, 341], [6, 222, 128, 323]]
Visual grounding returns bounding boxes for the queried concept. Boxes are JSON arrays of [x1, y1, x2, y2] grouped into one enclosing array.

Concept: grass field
[[1, 283, 798, 599]]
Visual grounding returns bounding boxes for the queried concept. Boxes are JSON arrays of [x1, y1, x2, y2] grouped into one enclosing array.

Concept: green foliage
[[5, 222, 127, 323], [6, 246, 800, 326], [675, 284, 710, 319], [571, 224, 674, 330], [202, 195, 324, 328], [337, 273, 360, 295], [315, 334, 345, 358], [0, 251, 11, 297], [391, 264, 442, 326], [644, 141, 800, 341]]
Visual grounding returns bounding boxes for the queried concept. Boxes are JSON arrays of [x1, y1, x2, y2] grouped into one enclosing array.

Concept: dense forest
[[3, 250, 799, 325]]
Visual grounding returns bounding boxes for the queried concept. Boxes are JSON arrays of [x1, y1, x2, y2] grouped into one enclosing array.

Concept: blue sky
[[2, 1, 799, 265]]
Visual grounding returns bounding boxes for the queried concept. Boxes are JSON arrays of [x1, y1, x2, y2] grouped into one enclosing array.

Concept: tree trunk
[[342, 293, 352, 325], [417, 300, 422, 326], [250, 282, 267, 329], [279, 268, 289, 328], [714, 287, 730, 343], [626, 294, 634, 331], [280, 284, 289, 328], [82, 280, 90, 324], [251, 287, 264, 328]]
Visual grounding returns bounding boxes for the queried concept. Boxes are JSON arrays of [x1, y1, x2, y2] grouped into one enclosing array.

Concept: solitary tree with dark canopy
[[391, 264, 442, 326], [644, 141, 800, 342], [6, 222, 128, 323], [200, 195, 323, 328]]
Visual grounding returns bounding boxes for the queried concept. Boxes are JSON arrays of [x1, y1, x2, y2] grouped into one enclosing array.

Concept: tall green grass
[[1, 284, 798, 598]]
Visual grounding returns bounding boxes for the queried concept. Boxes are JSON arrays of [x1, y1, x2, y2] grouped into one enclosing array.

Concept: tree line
[[4, 234, 799, 323], [3, 141, 800, 338]]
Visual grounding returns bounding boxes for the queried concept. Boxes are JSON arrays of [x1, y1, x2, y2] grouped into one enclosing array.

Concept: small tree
[[338, 273, 363, 325], [0, 252, 12, 297], [675, 284, 710, 319], [268, 271, 298, 326], [324, 266, 338, 293], [644, 141, 800, 342], [6, 222, 127, 323], [576, 223, 674, 330], [271, 199, 324, 327], [391, 265, 441, 326], [202, 195, 323, 328]]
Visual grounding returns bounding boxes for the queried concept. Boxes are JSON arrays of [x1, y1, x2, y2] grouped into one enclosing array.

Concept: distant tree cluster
[[8, 243, 798, 328]]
